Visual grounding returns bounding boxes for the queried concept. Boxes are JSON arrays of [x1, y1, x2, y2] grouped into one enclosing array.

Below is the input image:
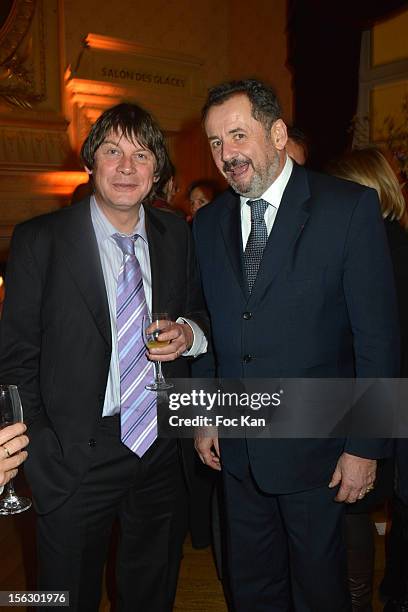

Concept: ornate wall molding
[[65, 34, 206, 154], [0, 2, 76, 259], [0, 168, 88, 258], [0, 0, 69, 171], [0, 0, 46, 109], [0, 1, 36, 64], [0, 126, 71, 170]]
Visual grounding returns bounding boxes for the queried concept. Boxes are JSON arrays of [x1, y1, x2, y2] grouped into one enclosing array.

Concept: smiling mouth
[[224, 159, 251, 180], [228, 162, 249, 178], [112, 183, 138, 191]]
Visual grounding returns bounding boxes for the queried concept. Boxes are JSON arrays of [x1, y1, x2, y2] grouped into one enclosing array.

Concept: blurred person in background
[[329, 147, 408, 612], [286, 125, 309, 166], [150, 160, 185, 217], [188, 179, 219, 220], [70, 176, 93, 205]]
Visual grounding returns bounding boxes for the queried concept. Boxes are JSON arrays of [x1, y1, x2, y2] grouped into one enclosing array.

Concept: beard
[[223, 149, 280, 198]]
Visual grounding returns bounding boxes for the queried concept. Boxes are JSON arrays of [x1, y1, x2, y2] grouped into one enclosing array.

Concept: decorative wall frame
[[0, 0, 46, 109], [0, 0, 72, 260]]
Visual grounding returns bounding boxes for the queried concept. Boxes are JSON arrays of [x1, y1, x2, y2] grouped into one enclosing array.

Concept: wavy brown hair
[[80, 103, 171, 201]]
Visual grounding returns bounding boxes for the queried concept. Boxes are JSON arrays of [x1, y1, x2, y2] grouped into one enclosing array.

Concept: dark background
[[287, 0, 408, 169]]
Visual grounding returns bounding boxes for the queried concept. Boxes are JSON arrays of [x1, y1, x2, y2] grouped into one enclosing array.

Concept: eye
[[233, 132, 245, 141], [105, 147, 121, 156], [211, 139, 222, 150], [135, 150, 153, 162]]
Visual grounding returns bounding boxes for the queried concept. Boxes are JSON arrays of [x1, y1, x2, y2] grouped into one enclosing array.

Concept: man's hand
[[195, 427, 221, 471], [0, 422, 29, 487], [147, 321, 193, 362], [329, 452, 376, 503]]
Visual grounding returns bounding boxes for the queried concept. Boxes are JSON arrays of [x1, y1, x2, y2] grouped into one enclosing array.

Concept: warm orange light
[[31, 172, 89, 196], [0, 276, 4, 308], [85, 34, 151, 55], [83, 33, 199, 64]]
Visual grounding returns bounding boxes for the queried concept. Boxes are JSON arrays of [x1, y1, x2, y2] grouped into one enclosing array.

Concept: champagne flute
[[142, 313, 174, 391], [0, 385, 31, 515]]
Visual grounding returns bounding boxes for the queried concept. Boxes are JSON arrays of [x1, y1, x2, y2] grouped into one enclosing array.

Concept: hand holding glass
[[0, 385, 31, 515], [142, 313, 174, 391]]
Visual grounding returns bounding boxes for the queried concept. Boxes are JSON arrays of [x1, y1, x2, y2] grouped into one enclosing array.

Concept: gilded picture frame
[[0, 0, 45, 109]]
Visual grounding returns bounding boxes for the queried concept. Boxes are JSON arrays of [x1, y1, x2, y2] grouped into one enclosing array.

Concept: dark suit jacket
[[192, 164, 400, 494], [385, 219, 408, 377], [0, 198, 208, 514]]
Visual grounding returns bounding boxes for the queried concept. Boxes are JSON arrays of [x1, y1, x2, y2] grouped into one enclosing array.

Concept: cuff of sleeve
[[176, 317, 208, 358]]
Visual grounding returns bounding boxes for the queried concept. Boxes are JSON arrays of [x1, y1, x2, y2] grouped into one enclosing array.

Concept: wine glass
[[142, 313, 174, 391], [0, 385, 31, 515]]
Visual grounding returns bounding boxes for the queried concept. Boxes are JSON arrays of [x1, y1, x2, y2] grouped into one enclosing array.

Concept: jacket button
[[243, 312, 252, 320], [243, 354, 252, 364], [88, 438, 96, 448]]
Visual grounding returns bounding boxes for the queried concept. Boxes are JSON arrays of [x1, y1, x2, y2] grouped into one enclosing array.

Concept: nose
[[117, 154, 135, 174], [220, 141, 237, 162]]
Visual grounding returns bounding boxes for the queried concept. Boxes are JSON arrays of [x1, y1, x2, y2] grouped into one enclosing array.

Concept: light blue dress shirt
[[90, 196, 207, 417]]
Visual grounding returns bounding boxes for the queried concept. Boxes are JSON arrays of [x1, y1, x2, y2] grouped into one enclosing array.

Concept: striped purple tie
[[113, 233, 157, 457]]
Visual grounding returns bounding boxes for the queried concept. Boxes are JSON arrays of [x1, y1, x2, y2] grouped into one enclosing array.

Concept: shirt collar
[[90, 195, 148, 245], [240, 154, 293, 211]]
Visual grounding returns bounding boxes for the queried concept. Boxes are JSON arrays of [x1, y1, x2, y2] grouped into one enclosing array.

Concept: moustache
[[223, 157, 251, 173]]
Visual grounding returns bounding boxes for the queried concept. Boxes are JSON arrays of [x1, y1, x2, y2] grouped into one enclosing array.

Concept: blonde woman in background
[[329, 148, 408, 612], [329, 148, 407, 373], [329, 147, 405, 222]]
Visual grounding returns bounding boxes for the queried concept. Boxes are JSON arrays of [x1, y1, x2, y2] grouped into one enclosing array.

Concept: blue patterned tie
[[113, 233, 157, 457], [243, 199, 269, 292]]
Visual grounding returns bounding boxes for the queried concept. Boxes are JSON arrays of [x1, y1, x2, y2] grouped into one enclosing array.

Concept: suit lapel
[[144, 206, 176, 313], [249, 165, 311, 304], [59, 200, 111, 348], [219, 191, 249, 300]]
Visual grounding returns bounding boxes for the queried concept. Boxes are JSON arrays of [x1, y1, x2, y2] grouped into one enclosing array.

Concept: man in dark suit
[[193, 79, 400, 611], [0, 103, 208, 611]]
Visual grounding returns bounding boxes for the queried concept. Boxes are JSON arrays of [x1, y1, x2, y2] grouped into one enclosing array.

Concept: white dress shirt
[[240, 155, 293, 249], [90, 197, 207, 417]]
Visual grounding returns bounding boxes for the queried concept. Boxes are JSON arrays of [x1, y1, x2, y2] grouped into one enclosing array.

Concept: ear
[[85, 166, 92, 176], [153, 174, 159, 183], [270, 119, 288, 151]]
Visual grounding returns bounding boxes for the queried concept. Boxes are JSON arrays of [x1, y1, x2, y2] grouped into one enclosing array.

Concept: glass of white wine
[[0, 385, 31, 515], [142, 313, 174, 391]]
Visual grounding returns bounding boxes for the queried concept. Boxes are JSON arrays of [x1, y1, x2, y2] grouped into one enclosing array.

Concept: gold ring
[[2, 444, 11, 458]]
